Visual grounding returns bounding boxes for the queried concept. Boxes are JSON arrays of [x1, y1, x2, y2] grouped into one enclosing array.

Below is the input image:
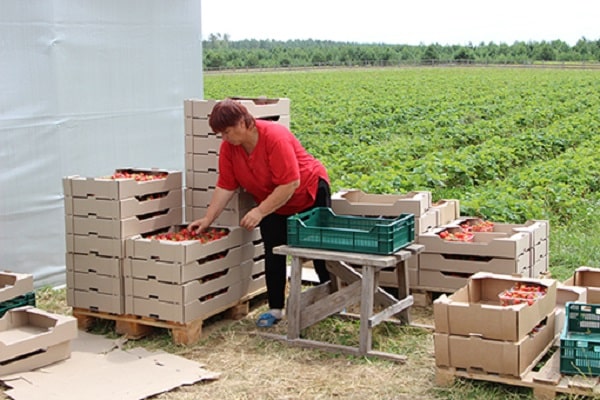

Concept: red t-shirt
[[217, 120, 329, 215]]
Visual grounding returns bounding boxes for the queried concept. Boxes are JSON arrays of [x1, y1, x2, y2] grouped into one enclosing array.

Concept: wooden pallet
[[72, 288, 267, 345], [435, 345, 600, 399]]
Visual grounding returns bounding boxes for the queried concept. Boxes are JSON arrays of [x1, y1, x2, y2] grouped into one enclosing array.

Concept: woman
[[188, 98, 331, 327]]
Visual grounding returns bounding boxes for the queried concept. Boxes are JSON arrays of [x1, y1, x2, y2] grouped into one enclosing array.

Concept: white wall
[[0, 0, 203, 287]]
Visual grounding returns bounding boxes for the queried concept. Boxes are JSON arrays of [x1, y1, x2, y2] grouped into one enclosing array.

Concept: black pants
[[259, 178, 331, 310]]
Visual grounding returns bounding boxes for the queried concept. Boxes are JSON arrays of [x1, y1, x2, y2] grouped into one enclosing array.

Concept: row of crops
[[203, 67, 600, 277]]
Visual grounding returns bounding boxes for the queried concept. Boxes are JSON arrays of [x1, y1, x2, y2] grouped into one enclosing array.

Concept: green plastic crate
[[560, 302, 600, 376], [287, 207, 415, 255], [0, 291, 36, 318]]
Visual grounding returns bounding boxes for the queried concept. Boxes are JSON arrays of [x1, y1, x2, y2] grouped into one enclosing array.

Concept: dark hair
[[209, 99, 255, 133]]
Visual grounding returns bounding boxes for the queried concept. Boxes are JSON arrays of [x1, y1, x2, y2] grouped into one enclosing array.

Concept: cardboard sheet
[[1, 331, 219, 400]]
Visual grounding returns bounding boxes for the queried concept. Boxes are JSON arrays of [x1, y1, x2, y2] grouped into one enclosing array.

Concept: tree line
[[203, 34, 600, 70]]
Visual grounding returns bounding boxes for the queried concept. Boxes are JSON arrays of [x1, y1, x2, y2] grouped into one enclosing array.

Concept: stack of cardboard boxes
[[417, 218, 549, 291], [1, 271, 77, 375], [330, 189, 459, 287], [433, 272, 557, 377], [330, 188, 549, 293], [63, 169, 183, 314], [62, 97, 294, 327], [124, 226, 262, 323]]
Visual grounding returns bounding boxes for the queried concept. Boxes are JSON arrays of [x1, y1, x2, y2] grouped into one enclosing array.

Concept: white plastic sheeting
[[0, 1, 203, 287]]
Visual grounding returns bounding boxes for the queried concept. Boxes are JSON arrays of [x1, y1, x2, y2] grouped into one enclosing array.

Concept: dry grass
[[0, 287, 446, 400]]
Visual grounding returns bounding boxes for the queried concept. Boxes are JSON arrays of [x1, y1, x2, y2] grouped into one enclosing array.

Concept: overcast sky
[[201, 0, 599, 46]]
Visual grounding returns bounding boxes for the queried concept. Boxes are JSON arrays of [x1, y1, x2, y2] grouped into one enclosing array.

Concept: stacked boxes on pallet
[[181, 97, 290, 302], [0, 272, 35, 317], [433, 272, 557, 377], [125, 226, 263, 323], [330, 189, 460, 287], [63, 169, 183, 314], [417, 218, 549, 292]]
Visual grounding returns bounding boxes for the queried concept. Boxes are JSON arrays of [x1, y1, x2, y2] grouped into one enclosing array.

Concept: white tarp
[[0, 1, 203, 288]]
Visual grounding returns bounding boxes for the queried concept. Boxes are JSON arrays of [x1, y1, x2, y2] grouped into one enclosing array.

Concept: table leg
[[287, 256, 303, 340], [359, 265, 376, 355], [395, 260, 411, 324]]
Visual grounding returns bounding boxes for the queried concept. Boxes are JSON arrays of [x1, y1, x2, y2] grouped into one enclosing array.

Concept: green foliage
[[204, 66, 600, 276], [202, 37, 600, 69]]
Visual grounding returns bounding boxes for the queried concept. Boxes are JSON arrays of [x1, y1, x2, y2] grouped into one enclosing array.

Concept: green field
[[204, 67, 600, 280]]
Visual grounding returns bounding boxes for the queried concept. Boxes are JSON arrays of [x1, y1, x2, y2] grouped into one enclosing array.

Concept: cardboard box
[[124, 242, 256, 284], [554, 284, 587, 337], [419, 268, 473, 291], [531, 255, 549, 279], [184, 116, 193, 135], [433, 272, 557, 341], [185, 170, 219, 190], [240, 259, 267, 296], [64, 188, 182, 219], [67, 288, 124, 314], [65, 207, 183, 239], [125, 261, 249, 305], [0, 307, 77, 376], [451, 218, 549, 248], [185, 134, 222, 155], [183, 99, 194, 118], [126, 226, 261, 264], [378, 268, 419, 288], [230, 97, 290, 118], [125, 280, 244, 323], [66, 234, 125, 258], [565, 266, 600, 303], [0, 272, 34, 303], [187, 153, 219, 173], [431, 199, 460, 225], [63, 169, 182, 201], [66, 253, 122, 277], [331, 189, 431, 217], [66, 270, 123, 296], [192, 117, 213, 135], [420, 250, 530, 277], [188, 99, 217, 119], [418, 228, 530, 259], [415, 209, 439, 234], [187, 97, 290, 119], [434, 310, 555, 377]]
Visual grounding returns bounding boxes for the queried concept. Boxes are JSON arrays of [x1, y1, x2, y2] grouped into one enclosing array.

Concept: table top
[[273, 244, 424, 267]]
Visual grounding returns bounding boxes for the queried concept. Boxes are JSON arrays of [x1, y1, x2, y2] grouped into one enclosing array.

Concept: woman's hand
[[240, 207, 265, 231], [187, 217, 210, 234]]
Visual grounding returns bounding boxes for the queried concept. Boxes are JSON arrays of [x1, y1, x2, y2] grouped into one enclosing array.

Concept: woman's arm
[[240, 179, 300, 230]]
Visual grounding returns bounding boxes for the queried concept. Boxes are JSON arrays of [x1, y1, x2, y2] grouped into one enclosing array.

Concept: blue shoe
[[256, 312, 280, 328]]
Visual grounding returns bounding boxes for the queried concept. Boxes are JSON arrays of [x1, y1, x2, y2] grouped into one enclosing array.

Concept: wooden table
[[268, 244, 424, 363]]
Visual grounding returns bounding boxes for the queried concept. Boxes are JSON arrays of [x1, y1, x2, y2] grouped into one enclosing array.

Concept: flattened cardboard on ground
[[1, 331, 220, 400]]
